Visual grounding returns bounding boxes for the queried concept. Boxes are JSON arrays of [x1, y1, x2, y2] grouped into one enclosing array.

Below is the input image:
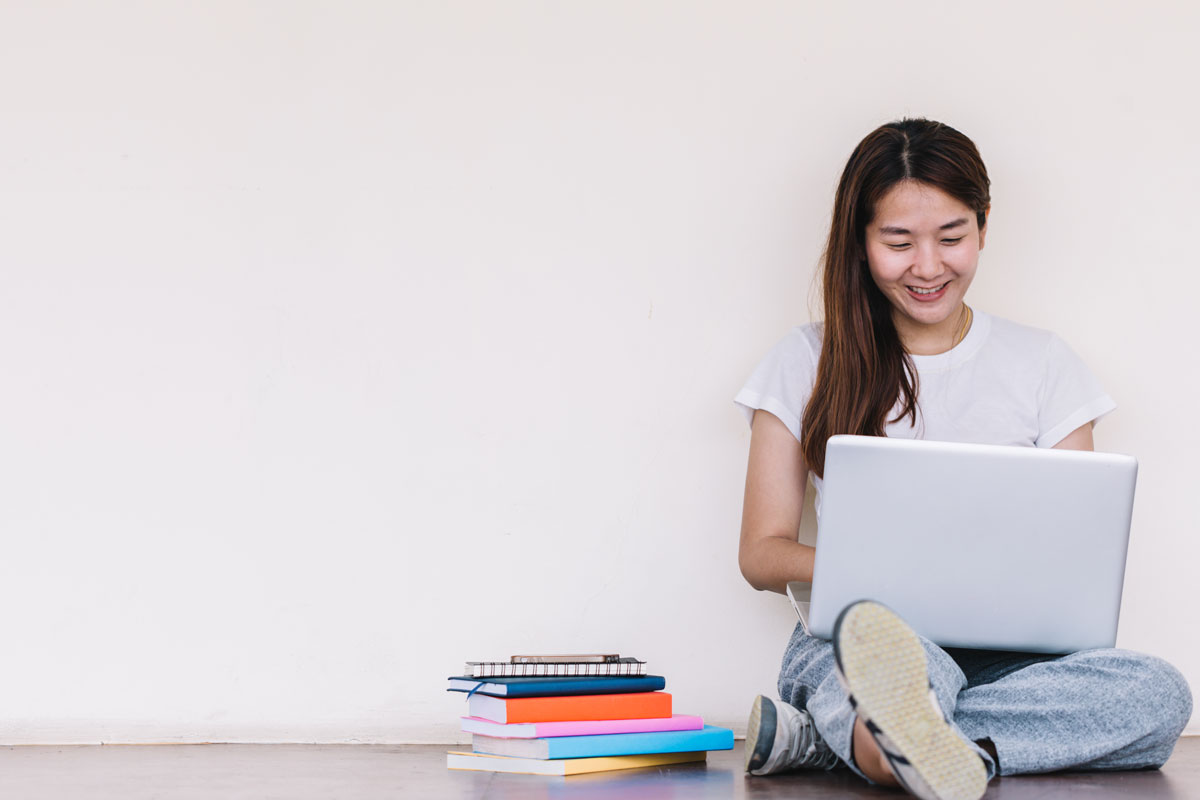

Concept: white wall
[[0, 1, 1196, 744]]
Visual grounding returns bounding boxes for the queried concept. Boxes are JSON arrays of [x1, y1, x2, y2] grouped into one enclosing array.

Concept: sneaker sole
[[834, 601, 986, 800], [744, 694, 778, 773]]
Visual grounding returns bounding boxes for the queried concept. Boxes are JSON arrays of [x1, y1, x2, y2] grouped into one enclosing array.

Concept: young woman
[[732, 118, 1192, 799]]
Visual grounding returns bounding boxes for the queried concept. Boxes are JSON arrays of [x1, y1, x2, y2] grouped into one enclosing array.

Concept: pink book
[[460, 714, 704, 739]]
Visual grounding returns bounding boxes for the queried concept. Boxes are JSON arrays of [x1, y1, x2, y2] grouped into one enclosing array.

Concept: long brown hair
[[800, 118, 991, 478]]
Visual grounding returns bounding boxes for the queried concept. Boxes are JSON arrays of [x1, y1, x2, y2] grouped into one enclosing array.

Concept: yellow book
[[446, 749, 706, 775]]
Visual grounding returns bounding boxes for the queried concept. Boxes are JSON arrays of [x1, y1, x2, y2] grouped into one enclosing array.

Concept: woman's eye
[[942, 237, 964, 245], [887, 243, 911, 250]]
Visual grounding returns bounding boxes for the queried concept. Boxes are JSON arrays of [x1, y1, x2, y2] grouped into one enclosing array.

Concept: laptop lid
[[807, 435, 1137, 653]]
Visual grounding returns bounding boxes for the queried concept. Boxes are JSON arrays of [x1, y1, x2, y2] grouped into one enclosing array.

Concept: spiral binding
[[463, 658, 646, 678]]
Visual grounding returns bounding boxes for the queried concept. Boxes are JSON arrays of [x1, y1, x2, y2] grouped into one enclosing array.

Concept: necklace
[[953, 304, 973, 347]]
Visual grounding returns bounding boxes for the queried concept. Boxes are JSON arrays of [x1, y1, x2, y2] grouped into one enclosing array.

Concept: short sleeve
[[1035, 333, 1117, 448], [733, 326, 821, 443]]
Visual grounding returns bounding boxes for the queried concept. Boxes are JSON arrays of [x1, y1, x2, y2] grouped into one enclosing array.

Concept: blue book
[[447, 674, 666, 698], [471, 724, 735, 759]]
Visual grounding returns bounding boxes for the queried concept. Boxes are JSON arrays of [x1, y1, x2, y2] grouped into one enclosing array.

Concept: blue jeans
[[778, 622, 1193, 782]]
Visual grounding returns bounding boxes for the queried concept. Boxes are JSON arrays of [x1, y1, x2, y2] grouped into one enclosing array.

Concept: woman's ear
[[979, 206, 991, 250]]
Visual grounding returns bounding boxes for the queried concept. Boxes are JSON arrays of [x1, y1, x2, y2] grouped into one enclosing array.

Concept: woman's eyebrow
[[878, 218, 969, 235]]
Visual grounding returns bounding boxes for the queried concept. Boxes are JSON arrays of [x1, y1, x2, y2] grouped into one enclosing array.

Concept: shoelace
[[782, 709, 841, 770]]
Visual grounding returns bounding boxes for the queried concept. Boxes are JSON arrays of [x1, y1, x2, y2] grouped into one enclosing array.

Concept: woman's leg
[[952, 648, 1193, 775], [777, 620, 998, 783], [852, 715, 900, 785]]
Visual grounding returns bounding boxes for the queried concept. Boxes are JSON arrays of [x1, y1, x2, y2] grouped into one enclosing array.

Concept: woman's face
[[864, 180, 987, 332]]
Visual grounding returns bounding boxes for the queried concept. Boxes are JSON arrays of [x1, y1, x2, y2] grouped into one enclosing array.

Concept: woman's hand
[[738, 409, 816, 593]]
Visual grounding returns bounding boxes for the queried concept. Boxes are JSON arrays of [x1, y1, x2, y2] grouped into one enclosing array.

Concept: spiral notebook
[[464, 655, 646, 678]]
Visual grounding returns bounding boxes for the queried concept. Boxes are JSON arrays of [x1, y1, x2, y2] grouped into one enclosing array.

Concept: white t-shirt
[[733, 310, 1116, 519]]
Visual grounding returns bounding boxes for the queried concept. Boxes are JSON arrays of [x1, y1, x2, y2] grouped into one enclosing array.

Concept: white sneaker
[[745, 694, 840, 775], [833, 599, 987, 800]]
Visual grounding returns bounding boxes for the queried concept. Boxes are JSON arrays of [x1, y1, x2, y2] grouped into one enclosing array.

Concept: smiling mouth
[[907, 282, 949, 295]]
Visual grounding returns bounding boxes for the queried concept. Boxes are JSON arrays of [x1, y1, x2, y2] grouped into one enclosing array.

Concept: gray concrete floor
[[0, 738, 1195, 798]]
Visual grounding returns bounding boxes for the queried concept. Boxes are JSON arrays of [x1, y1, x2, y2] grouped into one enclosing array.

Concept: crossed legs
[[778, 622, 1192, 784]]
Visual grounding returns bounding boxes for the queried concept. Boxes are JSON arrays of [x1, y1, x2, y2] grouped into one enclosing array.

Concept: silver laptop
[[799, 435, 1137, 654]]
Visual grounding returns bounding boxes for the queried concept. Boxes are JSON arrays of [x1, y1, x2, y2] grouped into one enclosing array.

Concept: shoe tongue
[[783, 711, 838, 770], [784, 713, 814, 765]]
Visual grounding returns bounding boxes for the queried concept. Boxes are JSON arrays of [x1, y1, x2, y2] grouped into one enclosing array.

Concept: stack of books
[[445, 654, 733, 776]]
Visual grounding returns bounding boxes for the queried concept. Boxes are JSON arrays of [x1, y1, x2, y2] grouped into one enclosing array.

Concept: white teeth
[[908, 283, 947, 295]]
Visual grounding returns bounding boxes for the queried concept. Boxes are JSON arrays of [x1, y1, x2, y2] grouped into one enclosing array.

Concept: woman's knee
[[1138, 654, 1194, 739], [1084, 649, 1193, 740]]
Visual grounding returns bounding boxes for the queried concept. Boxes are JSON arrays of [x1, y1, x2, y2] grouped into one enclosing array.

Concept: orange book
[[466, 691, 672, 724]]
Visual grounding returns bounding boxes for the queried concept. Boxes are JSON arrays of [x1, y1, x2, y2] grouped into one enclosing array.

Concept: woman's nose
[[910, 247, 942, 280]]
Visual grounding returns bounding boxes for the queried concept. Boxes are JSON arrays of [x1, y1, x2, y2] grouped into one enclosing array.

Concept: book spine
[[464, 661, 646, 678], [533, 714, 702, 737], [470, 691, 672, 724], [460, 714, 704, 738], [545, 725, 735, 759], [448, 676, 666, 698], [559, 750, 705, 775], [446, 750, 705, 775]]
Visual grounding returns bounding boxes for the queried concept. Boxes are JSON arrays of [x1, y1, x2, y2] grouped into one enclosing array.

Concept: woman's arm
[[1052, 422, 1095, 452], [738, 409, 815, 594]]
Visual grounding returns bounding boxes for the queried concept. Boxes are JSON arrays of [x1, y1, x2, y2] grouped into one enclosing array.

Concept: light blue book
[[471, 724, 734, 760]]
